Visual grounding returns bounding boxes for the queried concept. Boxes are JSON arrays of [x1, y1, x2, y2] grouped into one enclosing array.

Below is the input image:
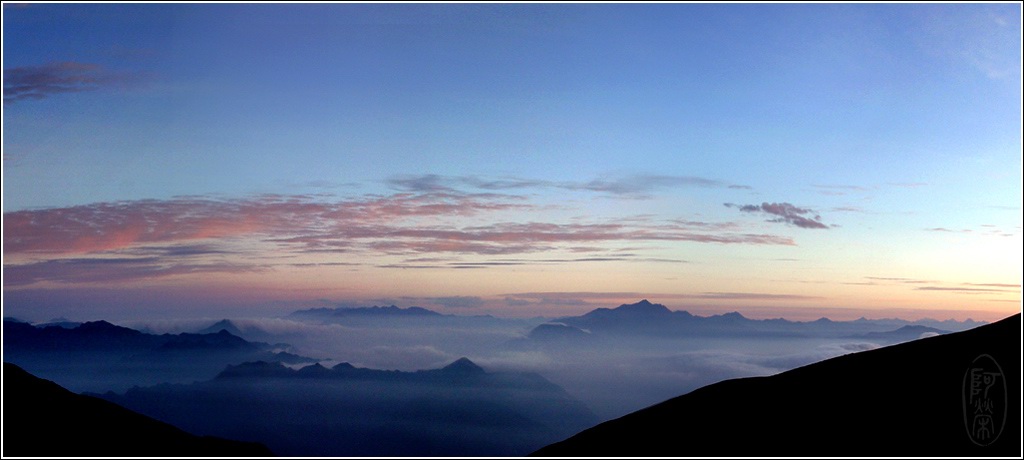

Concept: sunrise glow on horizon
[[2, 3, 1021, 323]]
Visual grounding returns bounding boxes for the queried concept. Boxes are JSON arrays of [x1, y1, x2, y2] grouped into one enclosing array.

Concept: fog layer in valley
[[81, 300, 978, 420]]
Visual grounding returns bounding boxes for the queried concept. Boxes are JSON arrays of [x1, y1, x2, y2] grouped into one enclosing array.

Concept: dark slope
[[534, 313, 1021, 457], [1, 362, 273, 457]]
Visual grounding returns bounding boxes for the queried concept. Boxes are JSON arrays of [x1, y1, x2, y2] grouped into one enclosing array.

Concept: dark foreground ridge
[[2, 362, 273, 457], [534, 313, 1021, 457]]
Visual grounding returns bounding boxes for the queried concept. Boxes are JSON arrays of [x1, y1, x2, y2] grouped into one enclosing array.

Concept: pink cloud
[[4, 192, 798, 286], [3, 193, 528, 256], [3, 61, 143, 105]]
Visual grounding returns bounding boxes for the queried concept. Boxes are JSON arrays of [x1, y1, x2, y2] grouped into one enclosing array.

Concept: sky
[[2, 3, 1021, 322]]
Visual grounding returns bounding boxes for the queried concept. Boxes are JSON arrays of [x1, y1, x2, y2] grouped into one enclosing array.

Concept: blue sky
[[2, 3, 1021, 321]]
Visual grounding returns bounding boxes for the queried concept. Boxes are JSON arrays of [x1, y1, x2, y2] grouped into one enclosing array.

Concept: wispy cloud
[[916, 286, 1018, 293], [925, 227, 971, 233], [7, 195, 789, 259], [680, 292, 824, 301], [387, 173, 749, 198], [3, 193, 531, 255], [963, 282, 1021, 289], [380, 255, 688, 270], [724, 202, 829, 229], [421, 296, 486, 309], [4, 257, 260, 286], [3, 61, 139, 104], [864, 276, 932, 284], [4, 190, 796, 287], [925, 225, 1018, 237], [811, 184, 870, 196], [566, 175, 727, 198]]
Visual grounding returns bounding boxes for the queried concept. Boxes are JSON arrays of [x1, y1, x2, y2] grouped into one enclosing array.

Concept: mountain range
[[3, 319, 316, 393], [529, 299, 980, 340], [286, 304, 547, 330], [95, 357, 598, 456], [2, 362, 272, 457], [533, 312, 1020, 456]]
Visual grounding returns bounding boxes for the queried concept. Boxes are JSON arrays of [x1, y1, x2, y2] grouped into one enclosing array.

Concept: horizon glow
[[2, 3, 1021, 323]]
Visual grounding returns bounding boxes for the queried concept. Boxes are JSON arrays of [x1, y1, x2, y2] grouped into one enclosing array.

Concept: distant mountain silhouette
[[3, 319, 315, 393], [97, 357, 598, 456], [527, 323, 592, 342], [197, 319, 245, 336], [2, 362, 272, 457], [35, 317, 83, 329], [439, 356, 487, 374], [582, 299, 673, 317], [847, 324, 950, 343], [533, 313, 1021, 457], [535, 299, 983, 340]]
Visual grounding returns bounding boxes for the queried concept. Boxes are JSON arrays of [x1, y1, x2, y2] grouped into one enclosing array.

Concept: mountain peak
[[614, 300, 671, 315], [714, 311, 747, 321], [199, 319, 243, 336], [441, 357, 485, 374], [75, 320, 140, 335], [296, 363, 333, 377], [332, 362, 355, 371]]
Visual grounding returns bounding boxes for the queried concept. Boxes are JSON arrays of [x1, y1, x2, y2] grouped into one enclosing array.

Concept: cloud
[[926, 225, 1018, 238], [4, 190, 795, 287], [379, 255, 687, 270], [386, 174, 458, 192], [915, 286, 1017, 293], [3, 193, 531, 255], [422, 296, 486, 309], [4, 257, 260, 286], [504, 292, 645, 301], [725, 202, 829, 229], [925, 227, 971, 233], [682, 292, 824, 301], [566, 175, 726, 198], [864, 276, 932, 284], [812, 184, 870, 196], [3, 61, 138, 104], [387, 173, 746, 198], [963, 283, 1021, 288], [830, 206, 867, 213], [500, 292, 639, 309]]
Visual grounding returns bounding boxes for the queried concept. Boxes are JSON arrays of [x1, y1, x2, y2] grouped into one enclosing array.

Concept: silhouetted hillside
[[97, 358, 598, 456], [533, 313, 1021, 457], [2, 362, 273, 457]]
